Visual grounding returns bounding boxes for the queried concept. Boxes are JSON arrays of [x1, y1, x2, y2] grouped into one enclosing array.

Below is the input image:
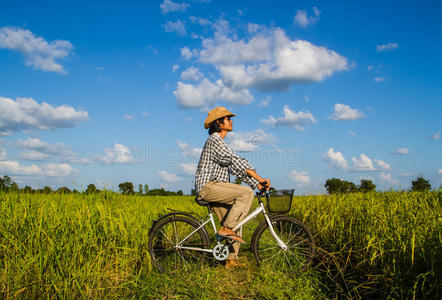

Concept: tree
[[138, 184, 143, 195], [144, 184, 149, 194], [119, 182, 135, 195], [177, 190, 184, 196], [325, 178, 357, 194], [0, 175, 18, 192], [191, 188, 196, 196], [42, 186, 53, 194], [358, 180, 376, 192], [411, 176, 431, 192], [234, 177, 242, 185], [23, 185, 33, 193], [85, 184, 97, 194], [345, 181, 358, 193], [325, 178, 344, 194]]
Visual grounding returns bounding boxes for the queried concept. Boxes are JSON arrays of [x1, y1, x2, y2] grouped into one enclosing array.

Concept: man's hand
[[257, 178, 271, 191], [245, 169, 270, 191]]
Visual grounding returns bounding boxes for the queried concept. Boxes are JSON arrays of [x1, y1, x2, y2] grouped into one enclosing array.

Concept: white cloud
[[16, 137, 73, 158], [379, 172, 398, 184], [438, 169, 442, 175], [304, 96, 310, 102], [200, 34, 272, 65], [178, 163, 197, 175], [174, 78, 253, 108], [0, 160, 77, 177], [352, 154, 376, 171], [287, 170, 311, 184], [293, 7, 320, 28], [258, 97, 270, 107], [172, 64, 180, 72], [247, 23, 262, 33], [0, 97, 88, 136], [348, 131, 356, 136], [94, 143, 135, 165], [323, 148, 392, 172], [219, 30, 348, 91], [322, 147, 348, 169], [20, 150, 51, 161], [189, 16, 211, 26], [377, 43, 398, 52], [328, 103, 365, 121], [185, 116, 192, 122], [173, 22, 348, 107], [177, 140, 202, 158], [193, 27, 348, 92], [0, 27, 73, 73], [393, 148, 409, 155], [158, 170, 181, 182], [16, 137, 91, 164], [181, 67, 203, 81], [261, 105, 317, 130], [367, 65, 373, 70], [430, 131, 440, 140], [123, 114, 134, 120], [375, 159, 392, 170], [180, 46, 198, 60], [160, 0, 189, 14], [164, 20, 187, 36], [225, 129, 276, 152], [374, 77, 385, 82], [352, 155, 392, 171], [401, 172, 412, 177], [41, 163, 78, 177]]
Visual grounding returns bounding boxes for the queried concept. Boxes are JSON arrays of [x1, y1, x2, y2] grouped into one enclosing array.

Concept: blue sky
[[0, 0, 441, 194]]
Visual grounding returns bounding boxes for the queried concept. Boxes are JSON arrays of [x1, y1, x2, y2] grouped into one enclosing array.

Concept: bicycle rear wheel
[[148, 215, 210, 272], [251, 215, 315, 274]]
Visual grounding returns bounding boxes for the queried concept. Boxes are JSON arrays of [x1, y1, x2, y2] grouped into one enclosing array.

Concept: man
[[195, 107, 270, 269]]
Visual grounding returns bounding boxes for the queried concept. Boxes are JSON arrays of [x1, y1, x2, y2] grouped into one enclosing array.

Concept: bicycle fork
[[232, 202, 288, 251]]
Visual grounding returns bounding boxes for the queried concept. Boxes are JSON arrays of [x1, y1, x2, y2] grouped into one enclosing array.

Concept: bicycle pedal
[[216, 234, 238, 245]]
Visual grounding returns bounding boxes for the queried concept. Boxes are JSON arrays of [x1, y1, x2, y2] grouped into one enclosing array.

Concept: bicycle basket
[[266, 189, 294, 214]]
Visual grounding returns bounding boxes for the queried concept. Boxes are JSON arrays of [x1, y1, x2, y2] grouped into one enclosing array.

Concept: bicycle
[[148, 187, 315, 274]]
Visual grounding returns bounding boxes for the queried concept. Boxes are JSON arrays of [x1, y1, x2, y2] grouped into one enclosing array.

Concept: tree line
[[0, 176, 186, 196], [324, 176, 433, 194], [0, 175, 436, 195]]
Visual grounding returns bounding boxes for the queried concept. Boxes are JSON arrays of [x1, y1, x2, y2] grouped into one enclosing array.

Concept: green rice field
[[1, 191, 440, 299]]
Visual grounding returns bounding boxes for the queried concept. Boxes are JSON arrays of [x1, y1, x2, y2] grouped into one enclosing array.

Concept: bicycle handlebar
[[258, 182, 270, 195]]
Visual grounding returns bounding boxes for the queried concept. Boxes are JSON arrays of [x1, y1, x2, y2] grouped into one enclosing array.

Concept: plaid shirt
[[195, 133, 260, 194]]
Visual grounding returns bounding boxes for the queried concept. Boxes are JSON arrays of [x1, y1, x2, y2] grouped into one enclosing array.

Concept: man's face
[[219, 116, 233, 131]]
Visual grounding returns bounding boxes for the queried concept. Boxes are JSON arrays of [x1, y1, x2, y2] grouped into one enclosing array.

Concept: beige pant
[[198, 181, 255, 260]]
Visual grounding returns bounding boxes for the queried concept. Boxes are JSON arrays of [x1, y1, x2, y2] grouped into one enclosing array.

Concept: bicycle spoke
[[253, 216, 314, 275], [149, 216, 209, 272]]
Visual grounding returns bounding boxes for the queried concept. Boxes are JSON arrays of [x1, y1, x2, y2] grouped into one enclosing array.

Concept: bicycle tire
[[251, 215, 315, 274], [148, 215, 210, 272]]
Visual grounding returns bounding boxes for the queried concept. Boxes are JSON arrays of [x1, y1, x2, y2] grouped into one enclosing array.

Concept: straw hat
[[204, 107, 236, 129]]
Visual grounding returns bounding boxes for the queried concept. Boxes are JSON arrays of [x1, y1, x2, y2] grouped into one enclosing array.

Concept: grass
[[0, 191, 440, 298]]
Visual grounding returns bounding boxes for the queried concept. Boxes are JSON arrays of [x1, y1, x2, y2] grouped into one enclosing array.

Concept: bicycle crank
[[212, 243, 229, 261]]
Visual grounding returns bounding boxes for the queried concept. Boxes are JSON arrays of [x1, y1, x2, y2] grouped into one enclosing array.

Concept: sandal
[[217, 227, 245, 244]]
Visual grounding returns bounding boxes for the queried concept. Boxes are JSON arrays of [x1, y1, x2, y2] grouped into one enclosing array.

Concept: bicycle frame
[[177, 193, 288, 253]]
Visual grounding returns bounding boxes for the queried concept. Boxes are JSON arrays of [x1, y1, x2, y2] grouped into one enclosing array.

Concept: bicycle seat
[[194, 197, 210, 206]]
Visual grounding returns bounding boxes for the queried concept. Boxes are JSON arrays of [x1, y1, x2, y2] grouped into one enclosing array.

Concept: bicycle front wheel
[[251, 215, 315, 274], [148, 215, 210, 272]]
